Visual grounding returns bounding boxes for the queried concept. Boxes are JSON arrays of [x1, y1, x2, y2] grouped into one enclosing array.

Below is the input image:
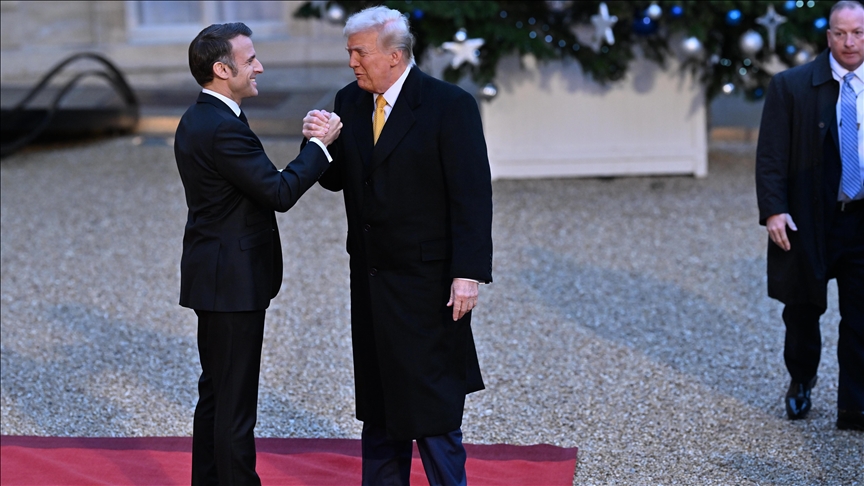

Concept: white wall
[[482, 55, 707, 179]]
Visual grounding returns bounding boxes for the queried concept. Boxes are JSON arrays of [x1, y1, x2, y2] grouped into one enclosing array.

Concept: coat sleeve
[[755, 73, 792, 225], [212, 118, 330, 212], [318, 91, 345, 192], [439, 90, 493, 283]]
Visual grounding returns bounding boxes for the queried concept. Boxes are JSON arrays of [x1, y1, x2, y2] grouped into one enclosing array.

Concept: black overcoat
[[318, 67, 493, 440], [175, 92, 330, 311], [756, 50, 844, 308]]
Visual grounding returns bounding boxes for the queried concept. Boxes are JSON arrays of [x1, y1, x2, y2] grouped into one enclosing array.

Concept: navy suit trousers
[[361, 422, 467, 486], [783, 202, 864, 413]]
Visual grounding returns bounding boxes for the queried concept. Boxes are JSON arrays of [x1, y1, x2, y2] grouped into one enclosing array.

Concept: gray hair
[[344, 6, 415, 66], [830, 0, 864, 25]]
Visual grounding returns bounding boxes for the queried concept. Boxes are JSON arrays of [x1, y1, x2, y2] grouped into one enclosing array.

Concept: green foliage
[[296, 1, 840, 100]]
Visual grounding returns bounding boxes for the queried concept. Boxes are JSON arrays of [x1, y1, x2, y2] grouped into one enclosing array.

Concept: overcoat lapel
[[368, 68, 422, 175], [813, 51, 840, 150], [352, 91, 374, 170]]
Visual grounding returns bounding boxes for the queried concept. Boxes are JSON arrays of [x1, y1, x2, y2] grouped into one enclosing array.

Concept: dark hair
[[188, 22, 252, 87]]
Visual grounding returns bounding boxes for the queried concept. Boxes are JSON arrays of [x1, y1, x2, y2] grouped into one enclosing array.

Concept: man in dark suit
[[302, 6, 493, 485], [756, 0, 864, 431], [175, 23, 342, 485]]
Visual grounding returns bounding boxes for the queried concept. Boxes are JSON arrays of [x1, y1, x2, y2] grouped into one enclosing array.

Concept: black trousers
[[191, 310, 265, 486], [783, 203, 864, 413]]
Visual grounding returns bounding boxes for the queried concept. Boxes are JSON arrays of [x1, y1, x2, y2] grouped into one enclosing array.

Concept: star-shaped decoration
[[590, 2, 618, 51], [441, 30, 485, 69], [756, 4, 787, 52]]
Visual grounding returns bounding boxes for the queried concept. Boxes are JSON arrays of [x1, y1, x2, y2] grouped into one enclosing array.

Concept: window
[[126, 1, 287, 43], [136, 1, 202, 25]]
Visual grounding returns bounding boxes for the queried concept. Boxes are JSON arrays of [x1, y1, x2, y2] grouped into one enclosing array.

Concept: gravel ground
[[1, 136, 861, 485]]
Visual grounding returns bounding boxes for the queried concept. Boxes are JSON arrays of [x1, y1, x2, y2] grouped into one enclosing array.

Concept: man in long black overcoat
[[302, 6, 493, 485], [756, 0, 864, 431]]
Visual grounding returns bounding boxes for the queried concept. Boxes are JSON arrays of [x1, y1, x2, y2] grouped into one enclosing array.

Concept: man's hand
[[766, 213, 798, 251], [447, 279, 479, 321], [302, 109, 331, 140], [320, 112, 342, 146]]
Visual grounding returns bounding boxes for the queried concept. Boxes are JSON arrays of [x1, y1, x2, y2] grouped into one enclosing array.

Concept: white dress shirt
[[202, 88, 331, 162], [202, 88, 241, 116], [828, 55, 864, 201], [371, 64, 412, 123]]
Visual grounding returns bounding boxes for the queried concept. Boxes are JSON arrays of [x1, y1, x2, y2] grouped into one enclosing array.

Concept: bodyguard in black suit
[[302, 6, 493, 485], [175, 23, 342, 485], [756, 1, 864, 431]]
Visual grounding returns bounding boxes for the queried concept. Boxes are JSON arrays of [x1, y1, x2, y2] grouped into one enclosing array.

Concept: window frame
[[124, 0, 288, 44]]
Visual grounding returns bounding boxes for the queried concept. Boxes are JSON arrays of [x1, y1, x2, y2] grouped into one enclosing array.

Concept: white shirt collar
[[828, 52, 864, 84], [202, 88, 241, 117], [373, 65, 412, 108]]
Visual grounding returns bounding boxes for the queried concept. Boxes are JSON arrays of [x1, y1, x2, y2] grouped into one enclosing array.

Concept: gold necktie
[[373, 95, 387, 145]]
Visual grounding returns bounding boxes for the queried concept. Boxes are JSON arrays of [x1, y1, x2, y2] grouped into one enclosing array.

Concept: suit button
[[369, 267, 378, 276], [365, 179, 371, 186], [364, 224, 371, 231], [819, 122, 825, 128]]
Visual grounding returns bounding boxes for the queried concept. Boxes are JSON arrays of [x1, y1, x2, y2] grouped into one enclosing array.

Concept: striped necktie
[[840, 72, 862, 199], [373, 95, 387, 145]]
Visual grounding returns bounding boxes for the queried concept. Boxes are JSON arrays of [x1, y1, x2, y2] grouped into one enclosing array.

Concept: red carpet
[[0, 436, 577, 485]]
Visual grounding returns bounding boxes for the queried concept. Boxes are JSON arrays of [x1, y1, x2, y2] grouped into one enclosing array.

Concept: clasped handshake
[[302, 110, 343, 146]]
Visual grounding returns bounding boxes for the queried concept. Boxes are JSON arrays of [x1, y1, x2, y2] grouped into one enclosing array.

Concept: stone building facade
[[0, 1, 352, 91]]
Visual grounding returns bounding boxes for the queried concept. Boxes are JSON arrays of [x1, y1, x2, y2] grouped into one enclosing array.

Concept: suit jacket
[[318, 67, 493, 440], [175, 92, 330, 312], [756, 49, 844, 308]]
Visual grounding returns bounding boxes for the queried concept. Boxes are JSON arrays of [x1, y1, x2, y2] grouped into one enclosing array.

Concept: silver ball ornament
[[326, 4, 346, 24], [681, 36, 703, 57], [545, 0, 574, 12], [454, 29, 468, 43], [646, 3, 663, 20], [479, 83, 498, 101], [739, 30, 764, 55], [793, 49, 812, 65], [722, 83, 736, 95]]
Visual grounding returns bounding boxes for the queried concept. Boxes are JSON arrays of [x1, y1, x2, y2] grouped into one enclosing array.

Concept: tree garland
[[295, 1, 843, 100]]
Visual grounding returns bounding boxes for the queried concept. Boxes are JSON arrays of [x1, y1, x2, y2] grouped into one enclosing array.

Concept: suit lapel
[[368, 68, 422, 175]]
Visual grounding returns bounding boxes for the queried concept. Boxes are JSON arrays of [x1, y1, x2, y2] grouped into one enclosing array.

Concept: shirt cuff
[[455, 278, 481, 284], [308, 137, 333, 163]]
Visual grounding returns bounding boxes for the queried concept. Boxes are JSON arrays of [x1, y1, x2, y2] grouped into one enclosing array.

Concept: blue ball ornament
[[753, 88, 765, 99], [785, 45, 797, 55], [670, 5, 683, 17], [412, 9, 424, 20], [784, 1, 797, 11], [631, 16, 658, 35], [814, 17, 828, 30], [726, 10, 742, 26]]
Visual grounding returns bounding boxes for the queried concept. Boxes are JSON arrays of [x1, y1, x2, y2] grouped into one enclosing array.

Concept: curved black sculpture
[[1, 52, 139, 158]]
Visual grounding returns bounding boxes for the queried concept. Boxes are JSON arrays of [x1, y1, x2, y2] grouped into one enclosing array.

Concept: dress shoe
[[837, 410, 864, 431], [785, 376, 817, 420]]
